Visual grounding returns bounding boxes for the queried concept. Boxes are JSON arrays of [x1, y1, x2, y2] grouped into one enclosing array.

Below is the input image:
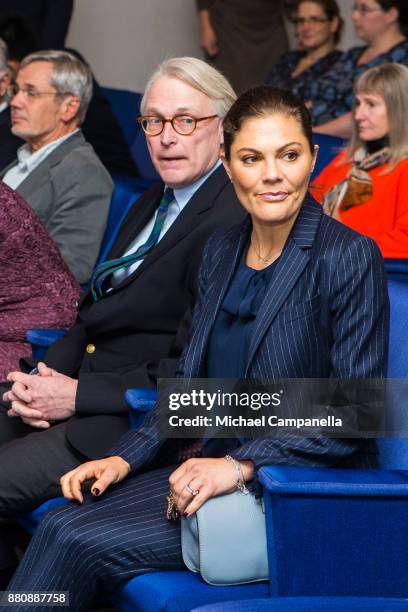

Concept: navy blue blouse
[[266, 49, 342, 103], [309, 40, 408, 125], [206, 250, 278, 378]]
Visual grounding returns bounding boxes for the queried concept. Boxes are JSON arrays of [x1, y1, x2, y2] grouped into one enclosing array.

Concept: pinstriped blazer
[[113, 194, 389, 471]]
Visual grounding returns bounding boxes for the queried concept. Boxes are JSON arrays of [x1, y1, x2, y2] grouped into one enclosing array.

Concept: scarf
[[322, 146, 391, 217]]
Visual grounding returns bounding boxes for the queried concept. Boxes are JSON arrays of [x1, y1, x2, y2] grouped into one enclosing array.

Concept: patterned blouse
[[309, 39, 408, 126], [265, 49, 342, 102]]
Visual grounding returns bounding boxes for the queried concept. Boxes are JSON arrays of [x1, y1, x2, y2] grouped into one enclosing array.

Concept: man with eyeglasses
[[0, 57, 243, 583], [0, 38, 22, 171], [0, 49, 112, 284]]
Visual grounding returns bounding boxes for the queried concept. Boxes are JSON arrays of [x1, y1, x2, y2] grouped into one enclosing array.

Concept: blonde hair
[[347, 63, 408, 171], [140, 56, 236, 118]]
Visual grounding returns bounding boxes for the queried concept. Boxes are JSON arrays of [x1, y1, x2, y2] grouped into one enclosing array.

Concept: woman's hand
[[60, 457, 131, 503], [199, 10, 219, 57], [169, 457, 254, 517]]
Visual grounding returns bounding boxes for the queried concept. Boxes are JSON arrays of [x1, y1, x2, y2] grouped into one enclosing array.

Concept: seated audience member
[[0, 50, 113, 284], [312, 63, 408, 258], [0, 182, 78, 379], [310, 0, 408, 137], [0, 57, 244, 581], [0, 38, 22, 171], [0, 15, 140, 181], [0, 1, 73, 49], [266, 0, 343, 102], [6, 87, 389, 609]]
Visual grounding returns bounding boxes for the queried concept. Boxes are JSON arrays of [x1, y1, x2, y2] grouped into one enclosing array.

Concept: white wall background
[[66, 0, 359, 94]]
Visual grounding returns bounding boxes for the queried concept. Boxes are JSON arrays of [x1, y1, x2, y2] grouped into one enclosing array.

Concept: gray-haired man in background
[[1, 50, 112, 283]]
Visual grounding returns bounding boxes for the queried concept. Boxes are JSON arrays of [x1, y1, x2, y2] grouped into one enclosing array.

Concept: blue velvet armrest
[[26, 329, 67, 360], [125, 388, 157, 429], [259, 465, 408, 497], [258, 465, 408, 599]]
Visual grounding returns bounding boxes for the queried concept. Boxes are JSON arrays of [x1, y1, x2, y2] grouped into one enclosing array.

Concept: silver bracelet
[[225, 454, 249, 495]]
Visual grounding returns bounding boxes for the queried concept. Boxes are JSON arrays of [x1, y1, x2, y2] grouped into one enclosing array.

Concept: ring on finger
[[185, 483, 199, 497]]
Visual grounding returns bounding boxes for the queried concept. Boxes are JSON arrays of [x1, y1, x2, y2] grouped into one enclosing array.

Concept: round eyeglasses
[[352, 3, 383, 16], [6, 84, 62, 101], [137, 114, 218, 136]]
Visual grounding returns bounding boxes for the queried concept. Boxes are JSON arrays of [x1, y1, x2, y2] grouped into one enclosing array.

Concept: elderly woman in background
[[312, 63, 408, 258], [0, 183, 78, 380], [311, 0, 408, 136], [4, 86, 389, 611], [266, 0, 343, 102]]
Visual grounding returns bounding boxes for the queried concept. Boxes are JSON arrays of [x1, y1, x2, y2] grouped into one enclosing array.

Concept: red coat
[[311, 151, 408, 258], [0, 183, 79, 379]]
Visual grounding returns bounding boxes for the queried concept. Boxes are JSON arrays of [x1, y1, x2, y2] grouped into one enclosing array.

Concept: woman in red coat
[[0, 182, 79, 379], [312, 62, 408, 258]]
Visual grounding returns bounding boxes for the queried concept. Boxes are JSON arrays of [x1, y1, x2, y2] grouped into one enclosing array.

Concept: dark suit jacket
[[1, 130, 113, 283], [39, 166, 245, 458], [113, 195, 390, 471], [0, 106, 22, 173]]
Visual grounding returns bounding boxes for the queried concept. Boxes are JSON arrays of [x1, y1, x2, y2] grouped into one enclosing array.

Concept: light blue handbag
[[181, 490, 269, 585]]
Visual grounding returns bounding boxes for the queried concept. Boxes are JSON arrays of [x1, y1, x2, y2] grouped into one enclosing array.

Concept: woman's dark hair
[[223, 86, 314, 160], [377, 0, 408, 35], [296, 0, 344, 44]]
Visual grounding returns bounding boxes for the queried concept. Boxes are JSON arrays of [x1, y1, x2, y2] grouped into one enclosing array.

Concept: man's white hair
[[141, 56, 236, 117]]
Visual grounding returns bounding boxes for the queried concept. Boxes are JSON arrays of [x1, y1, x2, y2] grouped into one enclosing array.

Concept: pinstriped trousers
[[8, 466, 184, 611]]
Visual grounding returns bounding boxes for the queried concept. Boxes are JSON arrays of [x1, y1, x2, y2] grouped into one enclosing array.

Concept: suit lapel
[[108, 183, 164, 259], [1, 130, 87, 195], [244, 195, 323, 374], [107, 166, 231, 293]]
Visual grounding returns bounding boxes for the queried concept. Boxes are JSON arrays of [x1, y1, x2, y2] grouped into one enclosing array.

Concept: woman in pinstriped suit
[[7, 87, 389, 610]]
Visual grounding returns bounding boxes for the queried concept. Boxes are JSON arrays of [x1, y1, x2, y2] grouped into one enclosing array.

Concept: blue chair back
[[101, 86, 141, 148], [384, 258, 408, 283], [378, 279, 408, 468], [98, 183, 141, 263], [312, 134, 345, 179], [130, 128, 160, 181]]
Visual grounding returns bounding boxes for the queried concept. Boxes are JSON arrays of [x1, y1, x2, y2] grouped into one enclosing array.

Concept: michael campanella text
[[168, 415, 343, 428]]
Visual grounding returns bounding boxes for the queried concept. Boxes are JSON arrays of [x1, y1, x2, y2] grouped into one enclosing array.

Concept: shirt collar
[[170, 159, 222, 212], [16, 129, 80, 173], [0, 101, 7, 114]]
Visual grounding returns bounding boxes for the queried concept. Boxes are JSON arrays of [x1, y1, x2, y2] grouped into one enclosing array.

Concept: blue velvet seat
[[192, 597, 408, 611], [100, 86, 141, 149], [111, 571, 269, 612], [311, 134, 345, 180], [384, 259, 408, 283]]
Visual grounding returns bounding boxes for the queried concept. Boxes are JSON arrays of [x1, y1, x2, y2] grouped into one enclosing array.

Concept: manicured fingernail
[[92, 488, 100, 496]]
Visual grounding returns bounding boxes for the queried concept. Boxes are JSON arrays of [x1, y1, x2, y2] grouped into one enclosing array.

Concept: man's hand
[[60, 457, 131, 503], [169, 457, 254, 517], [3, 362, 78, 425]]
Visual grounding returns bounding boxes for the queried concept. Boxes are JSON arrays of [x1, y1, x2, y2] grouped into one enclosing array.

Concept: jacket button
[[86, 344, 96, 354]]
